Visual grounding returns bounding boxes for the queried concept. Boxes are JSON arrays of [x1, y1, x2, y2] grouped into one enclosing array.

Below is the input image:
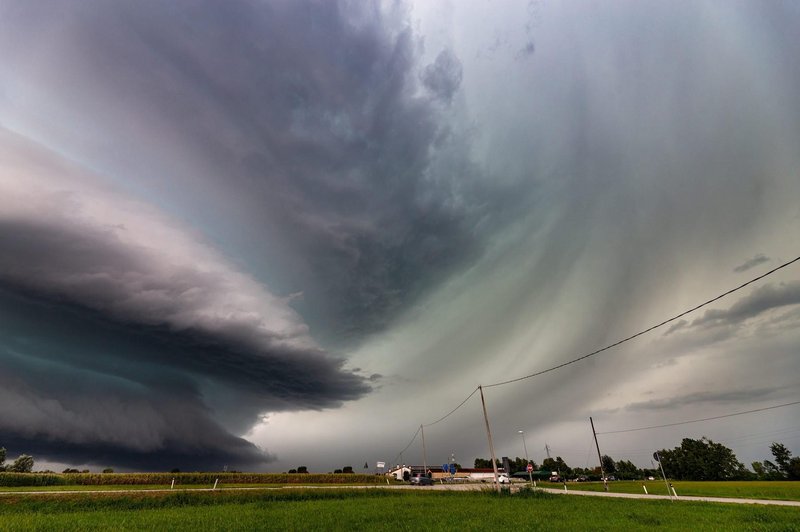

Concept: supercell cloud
[[0, 0, 491, 470]]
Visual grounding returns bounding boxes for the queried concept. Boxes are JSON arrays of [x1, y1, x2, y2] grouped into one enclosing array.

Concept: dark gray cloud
[[0, 0, 511, 471], [690, 282, 800, 330], [0, 233, 368, 469], [734, 254, 770, 273], [421, 49, 464, 101], [0, 0, 506, 346], [623, 387, 789, 413]]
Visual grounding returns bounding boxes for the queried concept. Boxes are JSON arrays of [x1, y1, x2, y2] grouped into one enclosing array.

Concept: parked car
[[498, 474, 510, 484], [410, 474, 433, 486]]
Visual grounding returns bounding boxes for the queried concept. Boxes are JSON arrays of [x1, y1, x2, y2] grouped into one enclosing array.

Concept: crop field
[[1, 488, 799, 531], [0, 472, 384, 487], [536, 480, 800, 501]]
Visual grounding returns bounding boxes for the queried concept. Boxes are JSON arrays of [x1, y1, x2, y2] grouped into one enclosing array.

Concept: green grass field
[[536, 480, 800, 501], [0, 489, 798, 531]]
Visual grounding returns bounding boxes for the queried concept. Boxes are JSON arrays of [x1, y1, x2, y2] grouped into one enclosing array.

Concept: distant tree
[[288, 469, 297, 474], [770, 443, 791, 474], [767, 442, 800, 480], [601, 455, 616, 475], [751, 461, 766, 479], [333, 469, 343, 474], [9, 455, 34, 473], [658, 437, 747, 481], [615, 460, 641, 480], [542, 457, 571, 477], [102, 468, 114, 474], [508, 456, 536, 473], [474, 458, 494, 469], [297, 466, 308, 474], [788, 458, 800, 481], [0, 447, 5, 472], [170, 468, 181, 473], [63, 468, 80, 474], [364, 462, 369, 470], [342, 466, 354, 474], [752, 460, 783, 481]]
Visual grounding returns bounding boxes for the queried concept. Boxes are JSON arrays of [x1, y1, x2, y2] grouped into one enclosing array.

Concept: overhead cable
[[484, 254, 800, 388], [596, 400, 800, 435]]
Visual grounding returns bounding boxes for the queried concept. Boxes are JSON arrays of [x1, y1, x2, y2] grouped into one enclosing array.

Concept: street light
[[518, 430, 534, 487]]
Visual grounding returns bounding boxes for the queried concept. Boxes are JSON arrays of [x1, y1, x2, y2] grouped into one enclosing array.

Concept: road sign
[[526, 463, 533, 472], [377, 461, 385, 469], [653, 452, 660, 462]]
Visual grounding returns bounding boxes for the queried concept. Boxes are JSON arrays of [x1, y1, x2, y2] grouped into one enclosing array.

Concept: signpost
[[653, 451, 673, 501]]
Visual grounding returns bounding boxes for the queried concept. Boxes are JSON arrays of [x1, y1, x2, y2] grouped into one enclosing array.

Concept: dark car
[[410, 474, 433, 486]]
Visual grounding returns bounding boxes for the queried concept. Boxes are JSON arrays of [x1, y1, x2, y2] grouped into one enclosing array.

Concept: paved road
[[2, 483, 799, 508], [535, 486, 800, 507]]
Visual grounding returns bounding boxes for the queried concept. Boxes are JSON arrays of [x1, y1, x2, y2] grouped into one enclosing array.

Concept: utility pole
[[519, 430, 533, 487], [420, 424, 428, 477], [478, 385, 501, 493], [590, 417, 608, 492]]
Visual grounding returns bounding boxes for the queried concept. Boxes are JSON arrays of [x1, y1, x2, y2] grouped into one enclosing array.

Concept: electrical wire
[[391, 425, 421, 466], [388, 253, 799, 467], [390, 387, 479, 468], [596, 400, 800, 435], [484, 254, 800, 388], [423, 387, 479, 427]]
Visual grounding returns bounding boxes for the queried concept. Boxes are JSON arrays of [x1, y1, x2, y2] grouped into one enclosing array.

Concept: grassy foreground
[[538, 480, 800, 501], [0, 489, 798, 531]]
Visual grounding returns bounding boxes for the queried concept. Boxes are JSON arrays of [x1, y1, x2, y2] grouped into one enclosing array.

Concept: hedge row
[[0, 472, 387, 487]]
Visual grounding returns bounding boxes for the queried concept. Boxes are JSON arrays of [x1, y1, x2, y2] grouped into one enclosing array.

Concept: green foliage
[[341, 466, 353, 474], [657, 437, 747, 481], [473, 458, 496, 468], [601, 455, 616, 475], [0, 447, 5, 469], [297, 466, 308, 474], [768, 442, 800, 480], [615, 460, 641, 480], [541, 456, 571, 477], [8, 455, 34, 473], [787, 457, 800, 481], [102, 468, 114, 474], [770, 442, 791, 473]]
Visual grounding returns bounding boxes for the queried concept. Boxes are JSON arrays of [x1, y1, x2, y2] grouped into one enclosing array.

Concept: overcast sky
[[1, 0, 798, 473]]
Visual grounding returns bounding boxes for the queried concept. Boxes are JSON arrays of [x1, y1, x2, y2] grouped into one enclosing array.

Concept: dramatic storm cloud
[[1, 0, 799, 473]]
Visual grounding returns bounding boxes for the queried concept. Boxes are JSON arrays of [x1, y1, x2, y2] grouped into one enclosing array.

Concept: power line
[[390, 388, 478, 467], [485, 254, 800, 388], [391, 425, 421, 466], [596, 400, 800, 435], [423, 387, 479, 427]]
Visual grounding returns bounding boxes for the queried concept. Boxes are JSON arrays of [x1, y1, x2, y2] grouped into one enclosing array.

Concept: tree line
[[0, 447, 34, 473], [474, 438, 800, 481]]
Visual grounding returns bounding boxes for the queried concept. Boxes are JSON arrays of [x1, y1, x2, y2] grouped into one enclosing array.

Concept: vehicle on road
[[410, 475, 433, 486]]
